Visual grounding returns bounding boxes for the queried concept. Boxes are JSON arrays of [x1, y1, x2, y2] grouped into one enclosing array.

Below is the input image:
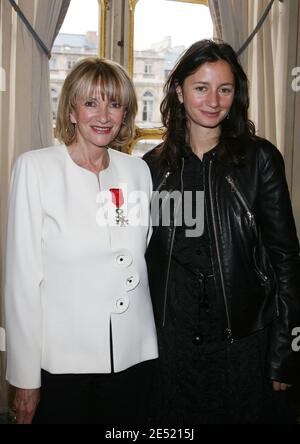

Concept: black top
[[172, 148, 213, 275], [165, 148, 226, 350]]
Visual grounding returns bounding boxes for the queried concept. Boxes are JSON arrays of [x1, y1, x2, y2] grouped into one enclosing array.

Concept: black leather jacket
[[144, 137, 300, 384]]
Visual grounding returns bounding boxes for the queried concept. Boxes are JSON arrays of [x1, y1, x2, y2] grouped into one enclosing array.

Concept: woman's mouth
[[201, 111, 221, 118], [91, 126, 112, 135]]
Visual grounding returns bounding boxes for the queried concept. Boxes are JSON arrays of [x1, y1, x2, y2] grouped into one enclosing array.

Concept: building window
[[142, 91, 154, 122], [144, 63, 153, 75], [51, 88, 59, 122], [51, 88, 59, 99], [50, 58, 57, 70]]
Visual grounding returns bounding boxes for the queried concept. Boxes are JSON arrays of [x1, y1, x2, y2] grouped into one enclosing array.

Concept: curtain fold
[[208, 0, 300, 232], [208, 0, 222, 41], [208, 0, 290, 153], [286, 1, 300, 236], [0, 0, 70, 416]]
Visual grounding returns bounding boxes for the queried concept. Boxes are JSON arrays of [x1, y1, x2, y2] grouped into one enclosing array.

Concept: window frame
[[98, 0, 210, 153]]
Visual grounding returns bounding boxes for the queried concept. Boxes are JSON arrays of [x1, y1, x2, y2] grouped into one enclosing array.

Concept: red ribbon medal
[[109, 188, 128, 226]]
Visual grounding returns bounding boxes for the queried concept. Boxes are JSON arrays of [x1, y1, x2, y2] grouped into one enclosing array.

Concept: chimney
[[86, 31, 97, 46]]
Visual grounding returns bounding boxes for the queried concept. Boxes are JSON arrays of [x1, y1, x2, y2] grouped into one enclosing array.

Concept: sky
[[60, 0, 213, 50]]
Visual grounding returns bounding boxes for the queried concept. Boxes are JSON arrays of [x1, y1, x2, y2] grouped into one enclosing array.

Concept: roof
[[53, 33, 97, 50]]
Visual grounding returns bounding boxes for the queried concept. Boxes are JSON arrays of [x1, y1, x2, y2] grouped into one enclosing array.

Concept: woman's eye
[[110, 102, 121, 108], [196, 87, 207, 93], [220, 88, 233, 95], [85, 100, 96, 107]]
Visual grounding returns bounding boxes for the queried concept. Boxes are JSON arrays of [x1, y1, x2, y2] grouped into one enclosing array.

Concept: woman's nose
[[96, 105, 109, 123], [206, 90, 219, 108]]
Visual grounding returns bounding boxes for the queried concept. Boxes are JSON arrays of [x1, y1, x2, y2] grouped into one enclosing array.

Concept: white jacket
[[5, 145, 158, 389]]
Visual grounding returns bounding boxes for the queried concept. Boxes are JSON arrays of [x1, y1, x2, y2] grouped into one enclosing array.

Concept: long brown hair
[[159, 40, 256, 169]]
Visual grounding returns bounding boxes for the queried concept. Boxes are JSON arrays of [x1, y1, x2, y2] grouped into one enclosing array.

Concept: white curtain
[[286, 1, 300, 236], [208, 0, 300, 233], [209, 0, 249, 64], [0, 0, 70, 416], [208, 0, 290, 153]]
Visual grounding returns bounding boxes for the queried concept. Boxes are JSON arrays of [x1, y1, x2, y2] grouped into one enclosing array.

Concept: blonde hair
[[55, 58, 137, 149]]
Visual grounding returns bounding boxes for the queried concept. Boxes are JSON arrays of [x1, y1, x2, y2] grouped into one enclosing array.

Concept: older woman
[[5, 58, 158, 424]]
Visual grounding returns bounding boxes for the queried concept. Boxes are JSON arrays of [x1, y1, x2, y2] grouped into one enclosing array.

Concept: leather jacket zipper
[[225, 175, 268, 283], [162, 159, 185, 326], [225, 175, 257, 236], [156, 171, 171, 193], [153, 171, 172, 216], [253, 247, 269, 283], [209, 162, 233, 343]]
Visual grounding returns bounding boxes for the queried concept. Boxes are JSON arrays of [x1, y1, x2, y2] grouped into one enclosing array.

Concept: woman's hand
[[272, 381, 292, 391], [14, 388, 40, 424]]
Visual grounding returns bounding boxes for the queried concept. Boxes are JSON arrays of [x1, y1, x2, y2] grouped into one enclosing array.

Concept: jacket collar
[[183, 143, 220, 162]]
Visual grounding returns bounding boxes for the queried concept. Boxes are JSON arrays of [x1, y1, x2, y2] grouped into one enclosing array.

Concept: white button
[[115, 295, 129, 313], [126, 277, 134, 285], [125, 272, 140, 291], [115, 250, 133, 268], [117, 299, 125, 309]]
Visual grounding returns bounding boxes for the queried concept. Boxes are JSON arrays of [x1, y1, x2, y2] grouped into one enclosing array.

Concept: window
[[67, 60, 77, 70], [144, 63, 153, 76], [142, 91, 154, 123], [50, 58, 57, 70], [51, 1, 212, 155], [131, 0, 213, 155], [50, 88, 59, 123], [49, 0, 99, 127], [131, 138, 163, 158]]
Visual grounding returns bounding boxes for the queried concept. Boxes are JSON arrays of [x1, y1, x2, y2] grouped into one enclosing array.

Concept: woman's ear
[[70, 111, 77, 124], [176, 85, 184, 104]]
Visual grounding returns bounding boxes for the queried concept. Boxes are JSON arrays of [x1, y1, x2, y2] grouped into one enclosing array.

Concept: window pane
[[49, 0, 99, 128], [131, 139, 163, 158], [134, 0, 213, 129]]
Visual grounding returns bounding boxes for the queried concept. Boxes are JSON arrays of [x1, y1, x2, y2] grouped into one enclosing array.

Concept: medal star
[[109, 188, 128, 226]]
